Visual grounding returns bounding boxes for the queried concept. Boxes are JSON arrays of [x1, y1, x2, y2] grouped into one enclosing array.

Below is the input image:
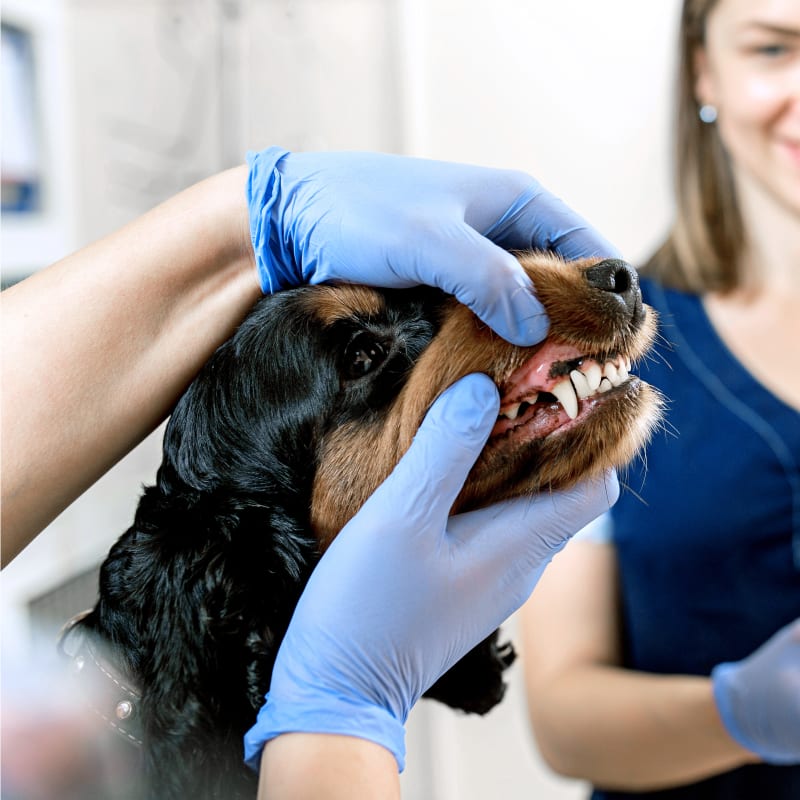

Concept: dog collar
[[57, 611, 144, 748]]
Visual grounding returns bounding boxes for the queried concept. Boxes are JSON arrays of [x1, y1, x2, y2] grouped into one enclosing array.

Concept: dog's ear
[[424, 632, 516, 715], [86, 494, 315, 798], [161, 291, 341, 502]]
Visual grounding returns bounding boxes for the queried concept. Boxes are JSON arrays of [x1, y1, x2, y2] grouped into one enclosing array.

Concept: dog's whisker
[[619, 478, 650, 507]]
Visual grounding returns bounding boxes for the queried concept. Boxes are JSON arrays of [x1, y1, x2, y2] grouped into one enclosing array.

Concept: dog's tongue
[[500, 340, 583, 403]]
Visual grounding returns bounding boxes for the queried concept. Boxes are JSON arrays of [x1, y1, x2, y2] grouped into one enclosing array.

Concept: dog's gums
[[63, 251, 662, 800]]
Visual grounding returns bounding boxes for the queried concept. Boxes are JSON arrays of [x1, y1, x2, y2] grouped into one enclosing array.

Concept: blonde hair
[[645, 0, 745, 293]]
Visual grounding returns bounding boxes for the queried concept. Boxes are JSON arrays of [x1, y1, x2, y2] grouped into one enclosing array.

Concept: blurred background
[[1, 1, 679, 797]]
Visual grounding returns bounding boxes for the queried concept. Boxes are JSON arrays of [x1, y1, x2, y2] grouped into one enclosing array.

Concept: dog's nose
[[584, 259, 643, 321]]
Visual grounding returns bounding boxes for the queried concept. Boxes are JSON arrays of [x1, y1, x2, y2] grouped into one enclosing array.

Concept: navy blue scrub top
[[592, 279, 800, 800]]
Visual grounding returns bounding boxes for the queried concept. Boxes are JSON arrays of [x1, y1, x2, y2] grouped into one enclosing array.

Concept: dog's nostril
[[611, 266, 631, 294], [584, 259, 642, 320]]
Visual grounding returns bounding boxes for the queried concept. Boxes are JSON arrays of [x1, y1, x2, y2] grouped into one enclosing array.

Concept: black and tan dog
[[60, 252, 661, 799]]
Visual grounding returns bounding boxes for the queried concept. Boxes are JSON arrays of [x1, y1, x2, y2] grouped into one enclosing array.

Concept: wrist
[[170, 164, 260, 295], [259, 733, 400, 800], [211, 164, 258, 282], [245, 689, 407, 773]]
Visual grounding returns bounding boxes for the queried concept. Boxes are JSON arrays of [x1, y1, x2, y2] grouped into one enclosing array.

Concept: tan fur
[[302, 284, 385, 325], [311, 252, 661, 547]]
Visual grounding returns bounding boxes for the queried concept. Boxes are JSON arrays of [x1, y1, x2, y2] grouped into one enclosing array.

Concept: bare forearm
[[258, 734, 400, 799], [527, 665, 759, 791], [1, 166, 261, 563]]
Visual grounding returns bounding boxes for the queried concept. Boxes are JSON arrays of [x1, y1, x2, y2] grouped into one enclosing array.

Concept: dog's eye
[[344, 332, 387, 379]]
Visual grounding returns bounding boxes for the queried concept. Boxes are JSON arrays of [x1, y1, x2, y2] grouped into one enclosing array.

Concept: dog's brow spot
[[305, 285, 385, 325]]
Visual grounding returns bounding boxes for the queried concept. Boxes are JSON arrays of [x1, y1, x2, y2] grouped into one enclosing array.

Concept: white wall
[[400, 0, 680, 264], [1, 2, 682, 797]]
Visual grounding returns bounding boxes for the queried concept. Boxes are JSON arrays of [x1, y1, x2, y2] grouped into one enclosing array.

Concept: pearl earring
[[699, 104, 718, 124]]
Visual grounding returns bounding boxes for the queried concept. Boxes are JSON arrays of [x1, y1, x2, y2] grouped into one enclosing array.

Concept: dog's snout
[[585, 259, 643, 321]]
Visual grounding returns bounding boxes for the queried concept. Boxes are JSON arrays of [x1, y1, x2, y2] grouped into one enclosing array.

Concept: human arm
[[250, 374, 620, 798], [1, 166, 259, 564], [520, 539, 760, 792]]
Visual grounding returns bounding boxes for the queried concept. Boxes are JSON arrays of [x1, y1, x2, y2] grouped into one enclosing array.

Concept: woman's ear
[[693, 46, 715, 108]]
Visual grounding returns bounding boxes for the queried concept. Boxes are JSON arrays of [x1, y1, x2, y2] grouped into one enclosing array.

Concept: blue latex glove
[[244, 373, 619, 771], [712, 619, 800, 764], [246, 147, 620, 346]]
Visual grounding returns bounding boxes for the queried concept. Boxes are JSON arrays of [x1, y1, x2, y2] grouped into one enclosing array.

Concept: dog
[[59, 252, 661, 799]]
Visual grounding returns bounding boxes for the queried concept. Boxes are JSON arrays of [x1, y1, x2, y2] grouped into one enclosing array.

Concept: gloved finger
[[447, 470, 620, 610], [483, 182, 623, 261], [387, 221, 550, 346], [351, 374, 501, 535]]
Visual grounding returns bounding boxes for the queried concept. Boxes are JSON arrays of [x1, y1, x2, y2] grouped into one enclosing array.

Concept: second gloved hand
[[244, 373, 619, 772], [712, 619, 800, 764], [247, 147, 620, 346]]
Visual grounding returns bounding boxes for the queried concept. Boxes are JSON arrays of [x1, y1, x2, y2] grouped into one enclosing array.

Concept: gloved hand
[[247, 147, 620, 346], [712, 619, 800, 764], [244, 373, 619, 771]]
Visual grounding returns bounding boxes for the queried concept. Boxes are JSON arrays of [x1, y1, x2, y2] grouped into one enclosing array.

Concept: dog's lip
[[496, 340, 585, 403]]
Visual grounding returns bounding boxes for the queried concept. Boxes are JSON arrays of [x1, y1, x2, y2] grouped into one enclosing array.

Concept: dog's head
[[164, 251, 659, 544], [72, 252, 660, 798]]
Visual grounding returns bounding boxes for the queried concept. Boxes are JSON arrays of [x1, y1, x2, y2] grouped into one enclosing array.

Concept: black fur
[[78, 285, 514, 799]]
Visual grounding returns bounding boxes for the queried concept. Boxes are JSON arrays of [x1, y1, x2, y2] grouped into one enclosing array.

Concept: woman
[[521, 0, 800, 797]]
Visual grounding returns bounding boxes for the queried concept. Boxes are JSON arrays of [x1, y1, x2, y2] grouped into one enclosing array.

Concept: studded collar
[[58, 611, 143, 748]]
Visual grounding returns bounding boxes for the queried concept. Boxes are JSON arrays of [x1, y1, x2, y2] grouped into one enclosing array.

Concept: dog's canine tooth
[[552, 378, 579, 420], [570, 369, 592, 400], [617, 362, 629, 383], [582, 362, 603, 392], [624, 355, 632, 372], [598, 377, 613, 393]]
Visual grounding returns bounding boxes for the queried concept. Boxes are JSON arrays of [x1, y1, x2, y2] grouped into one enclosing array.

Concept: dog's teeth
[[598, 377, 613, 393], [624, 356, 632, 372], [604, 362, 620, 386], [570, 369, 592, 399], [583, 362, 603, 392], [500, 394, 539, 422], [552, 378, 579, 420], [617, 362, 629, 382]]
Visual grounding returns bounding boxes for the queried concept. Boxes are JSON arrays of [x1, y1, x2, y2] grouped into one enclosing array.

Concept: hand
[[244, 373, 619, 771], [712, 619, 800, 764], [246, 147, 620, 346]]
